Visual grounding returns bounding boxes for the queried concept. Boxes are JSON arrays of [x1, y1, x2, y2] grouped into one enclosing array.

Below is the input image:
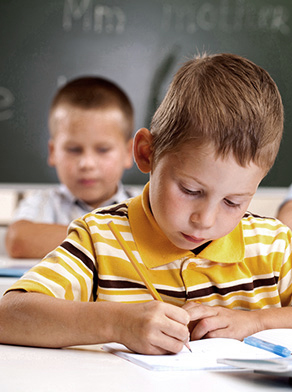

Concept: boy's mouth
[[182, 233, 206, 244], [79, 178, 97, 186]]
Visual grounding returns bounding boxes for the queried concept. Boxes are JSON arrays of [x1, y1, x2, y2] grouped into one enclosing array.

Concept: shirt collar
[[59, 183, 129, 210], [99, 183, 130, 207], [129, 182, 245, 269], [58, 184, 77, 204]]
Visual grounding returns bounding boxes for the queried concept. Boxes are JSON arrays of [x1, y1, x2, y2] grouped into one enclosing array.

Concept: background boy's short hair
[[50, 76, 134, 140]]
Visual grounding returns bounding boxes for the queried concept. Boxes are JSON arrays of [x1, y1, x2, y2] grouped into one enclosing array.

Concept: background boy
[[0, 53, 291, 356], [5, 76, 138, 259], [277, 184, 292, 229]]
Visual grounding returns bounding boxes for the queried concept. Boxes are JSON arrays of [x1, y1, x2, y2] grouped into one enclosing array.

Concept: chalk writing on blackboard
[[63, 0, 126, 34], [0, 87, 14, 122], [161, 2, 290, 35]]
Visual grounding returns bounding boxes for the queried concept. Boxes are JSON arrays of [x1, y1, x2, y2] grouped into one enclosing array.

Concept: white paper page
[[103, 337, 278, 371]]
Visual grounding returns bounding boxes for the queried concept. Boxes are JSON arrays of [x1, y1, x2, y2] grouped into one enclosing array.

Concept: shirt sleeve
[[6, 217, 97, 301], [11, 190, 56, 223]]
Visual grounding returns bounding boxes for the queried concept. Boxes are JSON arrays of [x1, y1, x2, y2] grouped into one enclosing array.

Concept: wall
[[0, 0, 291, 186]]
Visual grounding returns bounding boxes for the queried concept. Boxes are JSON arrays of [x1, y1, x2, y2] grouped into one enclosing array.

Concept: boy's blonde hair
[[49, 76, 134, 140], [150, 53, 284, 171]]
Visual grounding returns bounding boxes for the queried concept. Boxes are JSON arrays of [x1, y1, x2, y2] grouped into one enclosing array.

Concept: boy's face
[[136, 130, 265, 250], [48, 106, 133, 208]]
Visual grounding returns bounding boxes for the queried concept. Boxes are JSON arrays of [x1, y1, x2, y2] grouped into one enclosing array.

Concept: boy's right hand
[[113, 301, 190, 355]]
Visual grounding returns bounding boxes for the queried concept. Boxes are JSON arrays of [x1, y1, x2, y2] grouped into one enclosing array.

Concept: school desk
[[0, 255, 37, 296], [0, 343, 291, 392]]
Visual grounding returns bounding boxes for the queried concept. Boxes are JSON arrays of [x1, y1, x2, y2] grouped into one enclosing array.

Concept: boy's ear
[[133, 128, 153, 173], [47, 139, 56, 167]]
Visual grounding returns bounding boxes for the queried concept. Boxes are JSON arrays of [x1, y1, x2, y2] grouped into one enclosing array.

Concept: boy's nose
[[190, 203, 217, 229], [79, 152, 98, 169]]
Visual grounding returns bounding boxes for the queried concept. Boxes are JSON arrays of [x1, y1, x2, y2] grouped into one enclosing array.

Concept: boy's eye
[[96, 147, 111, 154], [181, 185, 201, 196], [67, 146, 82, 153], [224, 198, 240, 208]]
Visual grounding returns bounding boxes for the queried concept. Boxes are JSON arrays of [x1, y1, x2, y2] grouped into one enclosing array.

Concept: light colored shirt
[[280, 183, 292, 209], [11, 183, 141, 225], [8, 183, 292, 310]]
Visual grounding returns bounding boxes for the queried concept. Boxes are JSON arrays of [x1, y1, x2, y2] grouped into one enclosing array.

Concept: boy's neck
[[191, 241, 212, 255]]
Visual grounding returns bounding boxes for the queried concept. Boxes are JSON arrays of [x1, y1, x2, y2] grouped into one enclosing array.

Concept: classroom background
[[0, 0, 292, 250]]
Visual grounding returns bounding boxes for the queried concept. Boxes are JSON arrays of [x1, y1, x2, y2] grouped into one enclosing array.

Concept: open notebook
[[103, 329, 292, 372], [218, 329, 292, 375]]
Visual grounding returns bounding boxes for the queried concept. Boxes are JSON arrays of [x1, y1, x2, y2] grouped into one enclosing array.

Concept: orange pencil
[[107, 220, 192, 352]]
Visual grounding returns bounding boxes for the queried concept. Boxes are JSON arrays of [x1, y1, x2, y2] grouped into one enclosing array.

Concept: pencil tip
[[185, 342, 192, 352]]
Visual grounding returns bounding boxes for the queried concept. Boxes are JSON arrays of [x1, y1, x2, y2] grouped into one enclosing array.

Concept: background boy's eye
[[96, 147, 111, 154], [67, 146, 82, 153]]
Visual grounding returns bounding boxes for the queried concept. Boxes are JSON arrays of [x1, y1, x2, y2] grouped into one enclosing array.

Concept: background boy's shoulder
[[123, 184, 143, 199]]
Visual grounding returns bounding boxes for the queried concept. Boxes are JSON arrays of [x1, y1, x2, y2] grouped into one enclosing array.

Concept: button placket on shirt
[[180, 256, 200, 302], [181, 256, 214, 302]]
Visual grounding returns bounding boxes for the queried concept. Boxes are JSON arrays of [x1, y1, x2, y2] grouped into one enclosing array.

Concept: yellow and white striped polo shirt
[[8, 183, 292, 310]]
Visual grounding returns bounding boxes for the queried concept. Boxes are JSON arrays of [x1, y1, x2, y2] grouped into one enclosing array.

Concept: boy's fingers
[[165, 303, 190, 326], [182, 301, 201, 311], [184, 303, 218, 321], [190, 317, 224, 340], [164, 316, 190, 348], [161, 317, 189, 341], [150, 303, 190, 352], [123, 302, 190, 354]]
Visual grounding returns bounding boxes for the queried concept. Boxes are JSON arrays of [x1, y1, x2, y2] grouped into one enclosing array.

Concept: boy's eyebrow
[[227, 191, 255, 197]]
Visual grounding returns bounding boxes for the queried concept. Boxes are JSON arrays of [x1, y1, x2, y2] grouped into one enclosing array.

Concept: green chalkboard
[[0, 0, 291, 186]]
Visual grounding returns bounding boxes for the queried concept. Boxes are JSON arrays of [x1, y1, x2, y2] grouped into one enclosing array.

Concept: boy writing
[[5, 76, 138, 259], [0, 53, 291, 355]]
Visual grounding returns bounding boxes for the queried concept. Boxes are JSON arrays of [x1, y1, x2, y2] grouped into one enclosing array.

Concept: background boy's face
[[148, 143, 265, 250], [48, 106, 133, 208]]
